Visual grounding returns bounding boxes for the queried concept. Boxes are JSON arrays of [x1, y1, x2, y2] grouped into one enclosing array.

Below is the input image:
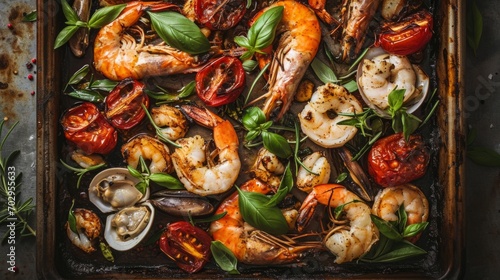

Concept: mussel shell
[[150, 190, 214, 216], [104, 202, 155, 251], [356, 47, 430, 118], [89, 167, 149, 213]]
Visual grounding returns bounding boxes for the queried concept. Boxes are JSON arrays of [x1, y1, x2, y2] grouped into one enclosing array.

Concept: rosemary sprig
[[59, 159, 106, 189], [0, 119, 36, 240]]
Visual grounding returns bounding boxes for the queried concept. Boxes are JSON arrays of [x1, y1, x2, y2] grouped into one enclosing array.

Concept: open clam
[[356, 47, 430, 118], [89, 167, 149, 213], [104, 202, 155, 251]]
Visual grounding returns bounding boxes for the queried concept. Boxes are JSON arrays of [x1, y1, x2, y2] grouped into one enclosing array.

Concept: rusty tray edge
[[35, 0, 466, 278]]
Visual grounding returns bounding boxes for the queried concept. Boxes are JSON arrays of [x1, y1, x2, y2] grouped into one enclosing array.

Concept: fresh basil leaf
[[245, 130, 261, 141], [371, 214, 403, 241], [211, 241, 240, 274], [88, 4, 126, 29], [403, 222, 428, 238], [266, 163, 293, 207], [149, 173, 185, 189], [467, 146, 500, 167], [127, 165, 142, 179], [242, 60, 258, 72], [466, 1, 482, 56], [61, 0, 79, 24], [342, 80, 358, 93], [242, 107, 266, 129], [177, 81, 196, 98], [260, 121, 273, 131], [261, 131, 292, 159], [54, 25, 80, 49], [401, 112, 421, 140], [135, 181, 148, 195], [66, 88, 105, 102], [391, 112, 403, 133], [388, 88, 405, 113], [90, 79, 118, 91], [248, 6, 283, 50], [362, 240, 427, 263], [236, 187, 289, 235], [99, 241, 115, 262], [22, 10, 37, 22], [234, 35, 251, 49], [149, 11, 210, 55], [67, 199, 77, 234], [310, 58, 337, 84], [397, 204, 407, 233], [65, 64, 90, 90]]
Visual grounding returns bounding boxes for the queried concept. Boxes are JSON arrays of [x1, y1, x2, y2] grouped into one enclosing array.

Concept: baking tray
[[36, 0, 465, 278]]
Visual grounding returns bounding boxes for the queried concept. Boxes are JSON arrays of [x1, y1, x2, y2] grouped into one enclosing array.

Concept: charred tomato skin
[[367, 133, 430, 187], [376, 10, 434, 56], [159, 221, 212, 273], [105, 78, 149, 130], [194, 0, 247, 30], [61, 102, 118, 155], [196, 56, 245, 107]]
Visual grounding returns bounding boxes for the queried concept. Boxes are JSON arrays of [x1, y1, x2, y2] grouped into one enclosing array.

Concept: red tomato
[[376, 10, 433, 56], [194, 0, 246, 30], [104, 79, 149, 130], [196, 56, 245, 107], [61, 102, 117, 155], [367, 133, 430, 187], [159, 221, 212, 273]]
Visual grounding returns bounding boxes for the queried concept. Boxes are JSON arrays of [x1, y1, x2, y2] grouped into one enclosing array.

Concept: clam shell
[[356, 47, 430, 118], [89, 167, 150, 213], [104, 202, 155, 251]]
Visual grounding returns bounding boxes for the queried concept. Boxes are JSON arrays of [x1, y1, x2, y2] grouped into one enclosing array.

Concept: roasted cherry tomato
[[104, 79, 149, 130], [194, 0, 247, 30], [376, 10, 433, 56], [61, 102, 117, 155], [159, 221, 212, 273], [367, 133, 430, 187], [196, 56, 245, 107]]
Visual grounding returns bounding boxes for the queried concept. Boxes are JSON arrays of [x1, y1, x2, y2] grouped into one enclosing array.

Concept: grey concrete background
[[0, 0, 499, 279]]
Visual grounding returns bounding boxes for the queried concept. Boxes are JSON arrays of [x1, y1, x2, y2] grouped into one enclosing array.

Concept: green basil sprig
[[387, 88, 422, 140], [234, 6, 283, 60], [242, 107, 292, 158], [310, 57, 360, 93], [148, 11, 210, 55], [67, 199, 77, 234], [361, 204, 428, 262], [211, 241, 240, 274], [55, 0, 125, 49], [127, 156, 184, 193], [64, 64, 118, 102], [236, 164, 293, 235]]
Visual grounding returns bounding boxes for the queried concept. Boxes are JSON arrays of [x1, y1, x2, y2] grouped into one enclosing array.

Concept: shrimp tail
[[180, 104, 222, 128], [296, 196, 319, 232]]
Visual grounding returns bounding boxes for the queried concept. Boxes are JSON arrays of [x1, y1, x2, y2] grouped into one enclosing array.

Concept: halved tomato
[[196, 56, 245, 107], [61, 102, 117, 155], [159, 221, 212, 273], [194, 0, 247, 30], [105, 79, 149, 130], [376, 10, 433, 56], [367, 133, 430, 187]]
